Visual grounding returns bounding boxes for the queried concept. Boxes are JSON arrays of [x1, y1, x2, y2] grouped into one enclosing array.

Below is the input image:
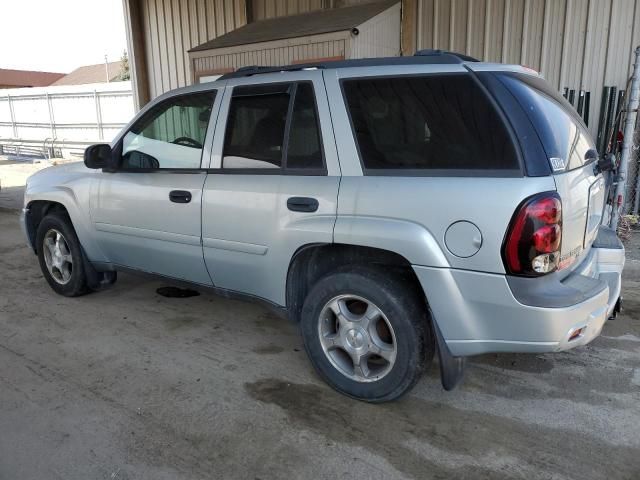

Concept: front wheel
[[300, 266, 434, 402], [36, 213, 90, 297]]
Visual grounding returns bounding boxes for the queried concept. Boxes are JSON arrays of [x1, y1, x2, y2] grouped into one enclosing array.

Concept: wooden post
[[122, 0, 151, 110], [402, 0, 418, 56]]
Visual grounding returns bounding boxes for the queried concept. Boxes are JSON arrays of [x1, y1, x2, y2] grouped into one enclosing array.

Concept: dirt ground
[[0, 156, 68, 210], [0, 208, 639, 480]]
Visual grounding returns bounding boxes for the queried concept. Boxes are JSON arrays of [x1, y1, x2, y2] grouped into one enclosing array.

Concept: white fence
[[0, 81, 134, 158]]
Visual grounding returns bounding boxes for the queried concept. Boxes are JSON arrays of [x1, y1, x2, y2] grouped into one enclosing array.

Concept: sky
[[0, 0, 127, 73]]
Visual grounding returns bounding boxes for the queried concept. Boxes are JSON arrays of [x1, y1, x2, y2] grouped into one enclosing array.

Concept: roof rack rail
[[219, 64, 324, 80], [414, 49, 480, 62], [219, 51, 479, 80]]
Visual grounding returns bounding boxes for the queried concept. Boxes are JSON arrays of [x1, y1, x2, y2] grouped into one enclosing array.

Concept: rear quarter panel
[[323, 66, 557, 271], [335, 176, 556, 272]]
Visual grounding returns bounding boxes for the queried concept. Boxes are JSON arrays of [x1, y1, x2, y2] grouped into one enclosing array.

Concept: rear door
[[201, 71, 340, 305], [495, 72, 606, 271]]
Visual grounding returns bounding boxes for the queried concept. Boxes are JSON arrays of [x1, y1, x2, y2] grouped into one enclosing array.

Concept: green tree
[[119, 50, 130, 81]]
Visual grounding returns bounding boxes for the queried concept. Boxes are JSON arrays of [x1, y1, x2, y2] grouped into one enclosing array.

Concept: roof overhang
[[188, 0, 398, 54]]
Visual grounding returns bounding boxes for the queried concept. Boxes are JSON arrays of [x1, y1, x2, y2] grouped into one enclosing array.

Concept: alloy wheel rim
[[318, 294, 397, 383], [43, 229, 73, 285]]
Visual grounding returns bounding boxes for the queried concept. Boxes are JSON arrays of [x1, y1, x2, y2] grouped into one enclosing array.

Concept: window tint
[[342, 74, 518, 171], [222, 82, 324, 171], [498, 73, 595, 171], [121, 91, 216, 169]]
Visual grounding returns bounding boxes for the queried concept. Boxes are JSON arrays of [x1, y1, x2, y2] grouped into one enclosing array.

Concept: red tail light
[[503, 192, 562, 276]]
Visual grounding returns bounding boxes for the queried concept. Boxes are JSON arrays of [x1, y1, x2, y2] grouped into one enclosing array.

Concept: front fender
[[25, 169, 107, 263]]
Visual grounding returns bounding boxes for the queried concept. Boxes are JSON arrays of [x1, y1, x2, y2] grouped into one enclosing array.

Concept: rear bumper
[[413, 228, 624, 357]]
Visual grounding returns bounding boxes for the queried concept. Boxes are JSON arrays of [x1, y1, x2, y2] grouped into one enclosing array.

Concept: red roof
[[0, 68, 65, 87]]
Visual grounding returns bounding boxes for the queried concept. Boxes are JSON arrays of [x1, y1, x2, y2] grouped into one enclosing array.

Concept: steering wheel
[[172, 136, 203, 149]]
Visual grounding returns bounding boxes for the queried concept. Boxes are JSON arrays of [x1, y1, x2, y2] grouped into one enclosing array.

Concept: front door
[[91, 88, 220, 285], [201, 72, 340, 305]]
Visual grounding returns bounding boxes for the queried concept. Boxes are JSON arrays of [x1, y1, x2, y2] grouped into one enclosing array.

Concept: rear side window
[[223, 83, 290, 168], [497, 73, 595, 172], [222, 82, 324, 171], [342, 74, 519, 173]]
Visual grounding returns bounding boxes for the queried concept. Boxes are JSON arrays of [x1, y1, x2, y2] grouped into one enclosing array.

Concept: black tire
[[300, 266, 435, 402], [36, 213, 90, 297]]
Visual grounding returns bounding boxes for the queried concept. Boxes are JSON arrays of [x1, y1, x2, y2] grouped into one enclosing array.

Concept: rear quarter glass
[[494, 72, 597, 173]]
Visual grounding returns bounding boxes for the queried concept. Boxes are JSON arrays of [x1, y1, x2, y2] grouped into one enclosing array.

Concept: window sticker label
[[549, 157, 566, 171]]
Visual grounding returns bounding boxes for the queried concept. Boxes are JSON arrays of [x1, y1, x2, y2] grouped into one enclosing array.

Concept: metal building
[[188, 1, 400, 83], [123, 0, 640, 135], [402, 0, 640, 136]]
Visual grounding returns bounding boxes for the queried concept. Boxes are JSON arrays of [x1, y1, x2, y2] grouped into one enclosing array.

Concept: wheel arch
[[25, 200, 70, 253], [24, 190, 106, 263], [333, 216, 450, 268], [286, 243, 426, 323]]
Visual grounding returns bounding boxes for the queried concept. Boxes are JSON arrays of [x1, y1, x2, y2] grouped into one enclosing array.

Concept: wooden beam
[[401, 0, 418, 55], [122, 0, 151, 109]]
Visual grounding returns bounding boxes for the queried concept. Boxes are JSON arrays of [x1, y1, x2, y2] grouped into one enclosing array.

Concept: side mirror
[[595, 153, 616, 174], [584, 148, 598, 162], [84, 143, 112, 169]]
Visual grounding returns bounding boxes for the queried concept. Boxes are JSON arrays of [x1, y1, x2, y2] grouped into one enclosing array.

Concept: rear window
[[341, 74, 519, 173], [497, 73, 595, 172]]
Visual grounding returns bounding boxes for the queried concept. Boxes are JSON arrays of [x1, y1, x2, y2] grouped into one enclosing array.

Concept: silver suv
[[22, 51, 625, 402]]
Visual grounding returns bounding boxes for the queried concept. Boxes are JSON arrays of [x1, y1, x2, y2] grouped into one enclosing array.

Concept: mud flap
[[81, 247, 116, 291], [609, 296, 622, 320], [432, 316, 466, 391]]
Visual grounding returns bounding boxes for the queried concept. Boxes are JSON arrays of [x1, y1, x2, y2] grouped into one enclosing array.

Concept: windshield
[[497, 73, 595, 172]]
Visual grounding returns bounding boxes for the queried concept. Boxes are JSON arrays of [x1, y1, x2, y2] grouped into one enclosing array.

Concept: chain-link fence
[[618, 117, 640, 238], [611, 46, 640, 235]]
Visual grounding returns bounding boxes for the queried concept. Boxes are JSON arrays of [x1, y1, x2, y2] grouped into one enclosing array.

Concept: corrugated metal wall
[[250, 0, 372, 20], [251, 0, 323, 20], [139, 0, 247, 98], [132, 0, 640, 138], [414, 0, 640, 134]]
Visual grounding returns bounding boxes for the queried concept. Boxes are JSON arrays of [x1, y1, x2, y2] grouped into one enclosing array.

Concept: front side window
[[342, 74, 519, 172], [121, 91, 216, 169], [222, 82, 324, 171]]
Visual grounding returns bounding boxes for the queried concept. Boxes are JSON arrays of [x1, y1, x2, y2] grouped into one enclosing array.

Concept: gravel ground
[[0, 209, 639, 480]]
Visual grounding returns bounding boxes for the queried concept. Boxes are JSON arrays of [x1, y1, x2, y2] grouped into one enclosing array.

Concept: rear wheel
[[36, 213, 90, 297], [300, 266, 434, 402]]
